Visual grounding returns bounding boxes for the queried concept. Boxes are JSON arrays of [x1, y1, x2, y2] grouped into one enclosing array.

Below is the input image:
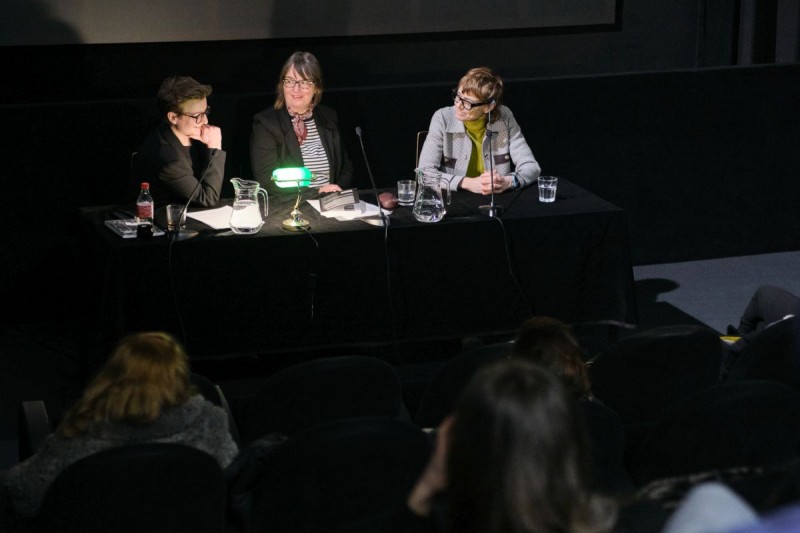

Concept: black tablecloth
[[79, 179, 637, 359]]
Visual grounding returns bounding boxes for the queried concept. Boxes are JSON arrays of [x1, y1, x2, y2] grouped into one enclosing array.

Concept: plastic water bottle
[[136, 182, 154, 224]]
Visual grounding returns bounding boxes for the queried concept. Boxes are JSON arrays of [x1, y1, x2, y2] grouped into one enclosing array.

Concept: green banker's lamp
[[272, 167, 313, 231]]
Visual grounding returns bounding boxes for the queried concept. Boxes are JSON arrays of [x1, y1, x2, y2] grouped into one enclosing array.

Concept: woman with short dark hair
[[132, 76, 226, 206]]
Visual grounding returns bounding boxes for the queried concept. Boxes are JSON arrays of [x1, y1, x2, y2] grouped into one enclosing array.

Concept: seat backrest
[[235, 355, 404, 446], [415, 130, 428, 168], [32, 442, 226, 533], [628, 380, 800, 486], [579, 399, 634, 495], [226, 416, 432, 533], [191, 372, 240, 445], [413, 342, 512, 428], [589, 324, 724, 426], [726, 316, 800, 392], [18, 400, 52, 461]]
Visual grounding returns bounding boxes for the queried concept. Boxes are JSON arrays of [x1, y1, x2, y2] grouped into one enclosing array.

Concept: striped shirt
[[300, 118, 331, 188]]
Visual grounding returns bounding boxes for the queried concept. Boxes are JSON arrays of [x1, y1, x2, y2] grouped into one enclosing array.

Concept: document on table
[[187, 206, 233, 229], [306, 199, 382, 221]]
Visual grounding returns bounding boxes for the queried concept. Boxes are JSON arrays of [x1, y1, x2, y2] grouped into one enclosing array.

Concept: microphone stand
[[355, 127, 389, 228], [479, 105, 503, 218], [172, 148, 218, 240]]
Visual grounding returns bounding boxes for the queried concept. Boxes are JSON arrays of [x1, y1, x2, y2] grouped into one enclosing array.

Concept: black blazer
[[131, 122, 225, 207], [250, 105, 354, 194]]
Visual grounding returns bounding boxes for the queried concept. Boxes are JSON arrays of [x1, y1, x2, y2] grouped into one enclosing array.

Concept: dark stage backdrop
[[1, 0, 617, 45]]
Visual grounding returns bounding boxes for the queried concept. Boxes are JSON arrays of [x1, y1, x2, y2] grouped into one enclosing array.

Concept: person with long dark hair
[[405, 359, 617, 533]]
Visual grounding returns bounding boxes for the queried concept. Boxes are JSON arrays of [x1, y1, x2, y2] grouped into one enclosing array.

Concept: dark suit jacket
[[250, 105, 354, 194], [131, 122, 225, 207]]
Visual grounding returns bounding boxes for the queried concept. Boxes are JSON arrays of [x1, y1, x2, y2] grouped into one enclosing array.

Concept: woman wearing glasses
[[418, 67, 540, 195], [131, 76, 225, 206], [250, 51, 353, 194]]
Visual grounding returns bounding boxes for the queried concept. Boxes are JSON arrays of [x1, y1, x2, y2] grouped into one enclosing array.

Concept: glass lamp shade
[[272, 167, 312, 188]]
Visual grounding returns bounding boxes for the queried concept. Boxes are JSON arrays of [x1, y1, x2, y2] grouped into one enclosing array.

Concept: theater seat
[[629, 380, 800, 486], [30, 442, 226, 533], [588, 324, 725, 459], [726, 315, 800, 392], [413, 342, 512, 428], [226, 416, 432, 533], [234, 355, 406, 446]]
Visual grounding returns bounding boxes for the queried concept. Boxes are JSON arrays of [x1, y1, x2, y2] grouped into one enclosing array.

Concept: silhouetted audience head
[[408, 359, 616, 533], [58, 331, 195, 438], [511, 316, 591, 400]]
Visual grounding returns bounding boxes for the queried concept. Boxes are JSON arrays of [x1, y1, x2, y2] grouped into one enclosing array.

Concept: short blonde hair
[[458, 67, 503, 122], [58, 332, 195, 438]]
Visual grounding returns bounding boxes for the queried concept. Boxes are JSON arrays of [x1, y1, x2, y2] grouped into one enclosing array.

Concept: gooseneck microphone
[[479, 102, 503, 218], [355, 127, 389, 227], [174, 148, 218, 240]]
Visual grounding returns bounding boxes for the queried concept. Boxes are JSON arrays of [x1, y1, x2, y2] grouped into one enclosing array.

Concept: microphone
[[479, 106, 503, 218], [355, 127, 389, 227], [174, 147, 218, 240]]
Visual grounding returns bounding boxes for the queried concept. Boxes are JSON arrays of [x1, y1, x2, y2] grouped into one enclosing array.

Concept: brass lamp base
[[282, 217, 311, 231], [282, 206, 310, 231]]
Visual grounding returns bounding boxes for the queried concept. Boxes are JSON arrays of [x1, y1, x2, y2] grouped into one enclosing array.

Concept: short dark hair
[[273, 51, 324, 110], [511, 316, 592, 400], [156, 76, 212, 116]]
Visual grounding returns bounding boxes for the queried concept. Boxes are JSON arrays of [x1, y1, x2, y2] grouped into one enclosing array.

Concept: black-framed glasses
[[452, 89, 490, 111], [180, 107, 211, 124], [282, 78, 315, 90]]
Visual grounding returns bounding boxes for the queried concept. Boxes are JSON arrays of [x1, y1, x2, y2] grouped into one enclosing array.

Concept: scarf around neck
[[288, 107, 314, 145]]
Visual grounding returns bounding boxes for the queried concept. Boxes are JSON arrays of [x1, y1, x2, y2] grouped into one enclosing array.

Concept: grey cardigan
[[417, 105, 540, 191], [3, 395, 238, 515]]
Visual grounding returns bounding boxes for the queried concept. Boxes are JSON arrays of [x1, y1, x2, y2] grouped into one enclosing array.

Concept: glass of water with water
[[537, 176, 558, 203]]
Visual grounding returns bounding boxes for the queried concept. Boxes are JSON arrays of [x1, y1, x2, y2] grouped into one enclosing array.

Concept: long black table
[[79, 179, 638, 360]]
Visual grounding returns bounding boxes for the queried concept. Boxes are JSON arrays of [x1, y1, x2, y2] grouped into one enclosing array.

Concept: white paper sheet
[[187, 206, 233, 229], [306, 199, 384, 221]]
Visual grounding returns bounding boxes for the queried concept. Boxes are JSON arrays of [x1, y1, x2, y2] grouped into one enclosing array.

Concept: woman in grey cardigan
[[417, 67, 540, 194], [3, 332, 238, 516]]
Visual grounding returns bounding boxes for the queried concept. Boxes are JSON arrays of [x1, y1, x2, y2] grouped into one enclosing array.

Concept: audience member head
[[58, 332, 195, 438], [511, 316, 591, 400], [156, 75, 213, 117], [446, 359, 616, 533], [273, 51, 324, 111]]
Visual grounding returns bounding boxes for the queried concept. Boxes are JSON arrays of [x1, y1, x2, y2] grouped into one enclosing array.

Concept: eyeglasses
[[282, 78, 315, 90], [180, 107, 211, 124], [452, 89, 491, 111]]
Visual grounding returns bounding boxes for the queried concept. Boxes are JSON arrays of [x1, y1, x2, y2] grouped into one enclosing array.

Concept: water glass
[[166, 204, 187, 231], [538, 176, 558, 203], [397, 180, 416, 206]]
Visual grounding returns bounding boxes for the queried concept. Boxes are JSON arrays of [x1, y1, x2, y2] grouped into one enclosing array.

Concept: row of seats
[[14, 319, 800, 531]]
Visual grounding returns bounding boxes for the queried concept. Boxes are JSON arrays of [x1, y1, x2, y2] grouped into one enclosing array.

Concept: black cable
[[488, 207, 537, 317]]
